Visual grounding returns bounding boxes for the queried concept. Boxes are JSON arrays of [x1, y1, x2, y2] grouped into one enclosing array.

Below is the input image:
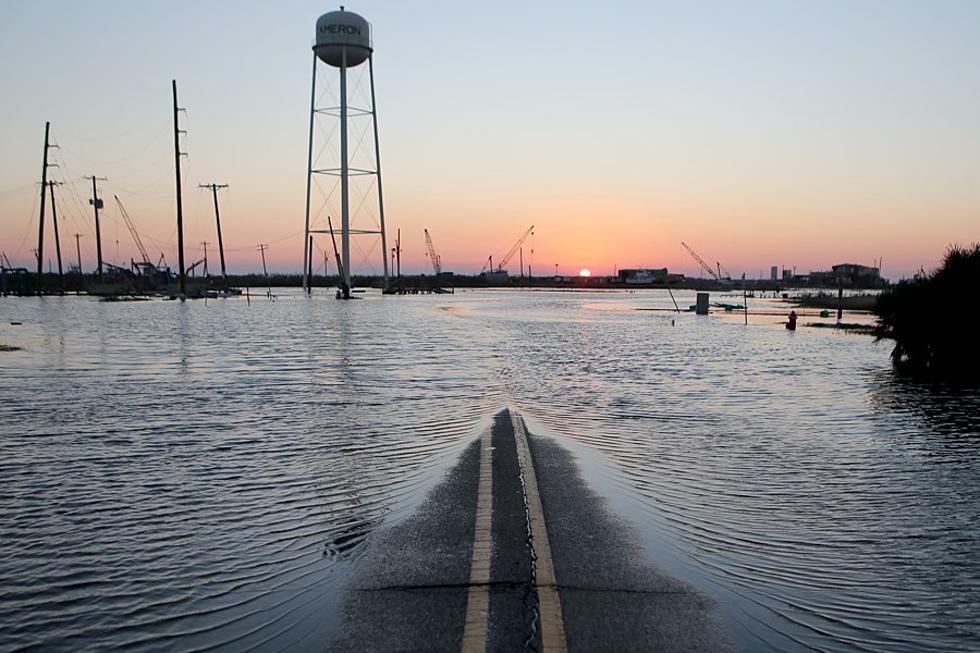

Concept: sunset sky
[[2, 1, 978, 279]]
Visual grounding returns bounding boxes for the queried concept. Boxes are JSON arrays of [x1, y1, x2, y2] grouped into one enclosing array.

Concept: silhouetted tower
[[302, 7, 389, 299]]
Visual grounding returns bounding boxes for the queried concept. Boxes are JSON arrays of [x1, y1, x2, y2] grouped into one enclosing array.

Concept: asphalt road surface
[[330, 408, 733, 652]]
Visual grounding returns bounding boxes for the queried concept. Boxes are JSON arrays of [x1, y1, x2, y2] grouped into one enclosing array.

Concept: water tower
[[303, 7, 389, 298]]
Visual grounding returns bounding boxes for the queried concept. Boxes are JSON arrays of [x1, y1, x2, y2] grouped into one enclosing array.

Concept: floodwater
[[1, 289, 977, 652]]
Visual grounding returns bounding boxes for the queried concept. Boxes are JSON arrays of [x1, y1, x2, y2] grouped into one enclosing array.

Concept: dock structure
[[330, 409, 732, 652]]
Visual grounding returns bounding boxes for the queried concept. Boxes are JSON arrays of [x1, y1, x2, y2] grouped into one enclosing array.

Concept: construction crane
[[482, 225, 534, 274], [716, 261, 732, 281], [424, 228, 442, 275], [681, 242, 719, 280], [113, 195, 151, 265]]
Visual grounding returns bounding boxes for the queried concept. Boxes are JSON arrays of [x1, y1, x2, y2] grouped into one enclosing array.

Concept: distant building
[[770, 266, 779, 281], [618, 268, 668, 284], [807, 270, 835, 286], [802, 263, 886, 288], [831, 263, 884, 288]]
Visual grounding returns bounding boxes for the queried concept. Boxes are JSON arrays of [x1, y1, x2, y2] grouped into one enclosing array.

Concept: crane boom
[[114, 195, 151, 264], [681, 242, 719, 280], [495, 225, 534, 272], [424, 229, 442, 275]]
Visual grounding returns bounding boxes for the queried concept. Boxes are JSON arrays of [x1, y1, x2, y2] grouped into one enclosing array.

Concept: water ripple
[[1, 290, 977, 651]]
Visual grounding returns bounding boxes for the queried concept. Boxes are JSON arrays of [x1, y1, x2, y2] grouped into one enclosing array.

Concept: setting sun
[[578, 269, 591, 277]]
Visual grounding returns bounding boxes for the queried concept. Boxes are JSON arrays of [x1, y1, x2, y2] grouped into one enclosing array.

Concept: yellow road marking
[[461, 427, 493, 653], [512, 411, 568, 653]]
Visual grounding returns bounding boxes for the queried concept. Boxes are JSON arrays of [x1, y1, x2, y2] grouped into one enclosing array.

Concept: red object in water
[[786, 310, 797, 331]]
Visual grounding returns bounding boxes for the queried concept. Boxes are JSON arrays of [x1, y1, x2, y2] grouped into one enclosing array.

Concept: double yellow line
[[461, 411, 568, 653]]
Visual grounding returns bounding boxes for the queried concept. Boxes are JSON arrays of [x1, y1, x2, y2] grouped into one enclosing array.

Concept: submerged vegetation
[[874, 244, 980, 381]]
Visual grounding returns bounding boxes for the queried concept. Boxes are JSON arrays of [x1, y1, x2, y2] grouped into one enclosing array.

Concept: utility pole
[[396, 228, 401, 277], [257, 244, 270, 298], [258, 244, 269, 276], [36, 122, 52, 292], [84, 176, 107, 279], [172, 80, 187, 296], [74, 234, 83, 274], [47, 181, 64, 292], [199, 183, 228, 279]]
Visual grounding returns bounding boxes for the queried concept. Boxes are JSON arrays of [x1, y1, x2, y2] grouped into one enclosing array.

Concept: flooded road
[[1, 289, 978, 651]]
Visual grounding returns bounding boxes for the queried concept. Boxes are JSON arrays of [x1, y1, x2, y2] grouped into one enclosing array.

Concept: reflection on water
[[870, 372, 980, 439], [1, 289, 977, 652], [0, 292, 500, 651]]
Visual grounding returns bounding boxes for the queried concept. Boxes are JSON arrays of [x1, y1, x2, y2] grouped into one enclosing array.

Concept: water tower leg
[[302, 54, 317, 295], [369, 55, 389, 288], [340, 47, 351, 299]]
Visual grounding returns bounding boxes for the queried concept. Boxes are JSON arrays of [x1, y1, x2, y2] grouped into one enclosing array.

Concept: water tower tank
[[315, 9, 372, 68]]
